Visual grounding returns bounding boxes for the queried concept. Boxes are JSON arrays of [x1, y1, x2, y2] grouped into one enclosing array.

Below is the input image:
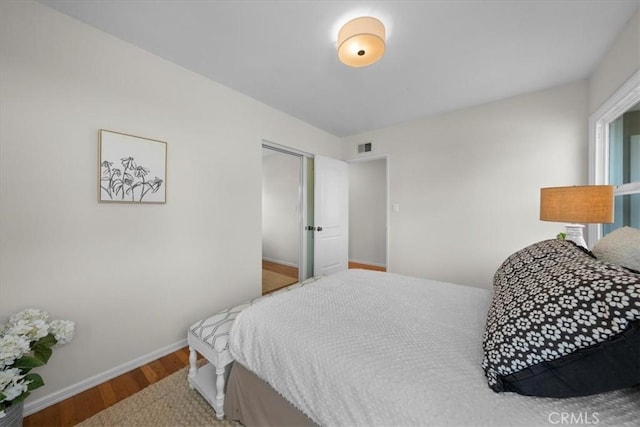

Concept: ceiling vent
[[357, 142, 372, 153]]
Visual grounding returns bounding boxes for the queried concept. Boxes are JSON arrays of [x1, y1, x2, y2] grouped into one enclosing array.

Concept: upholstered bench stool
[[187, 299, 258, 420]]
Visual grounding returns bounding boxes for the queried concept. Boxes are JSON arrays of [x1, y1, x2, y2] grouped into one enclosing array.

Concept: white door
[[314, 155, 349, 276]]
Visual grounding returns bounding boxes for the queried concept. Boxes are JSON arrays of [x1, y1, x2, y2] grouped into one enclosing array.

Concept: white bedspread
[[229, 269, 639, 426]]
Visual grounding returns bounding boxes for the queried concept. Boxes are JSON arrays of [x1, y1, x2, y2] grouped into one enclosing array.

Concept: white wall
[[262, 150, 300, 266], [0, 0, 340, 409], [342, 81, 588, 289], [589, 10, 639, 113], [349, 159, 387, 266]]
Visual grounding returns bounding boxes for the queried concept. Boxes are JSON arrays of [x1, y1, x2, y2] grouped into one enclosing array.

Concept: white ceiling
[[39, 1, 639, 137]]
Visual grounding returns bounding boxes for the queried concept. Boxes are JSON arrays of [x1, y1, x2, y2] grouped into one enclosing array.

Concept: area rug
[[77, 364, 237, 426]]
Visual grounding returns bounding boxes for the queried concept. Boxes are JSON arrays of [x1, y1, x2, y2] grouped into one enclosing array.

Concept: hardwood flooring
[[349, 261, 386, 272], [262, 260, 298, 294], [23, 347, 200, 427], [25, 261, 385, 426]]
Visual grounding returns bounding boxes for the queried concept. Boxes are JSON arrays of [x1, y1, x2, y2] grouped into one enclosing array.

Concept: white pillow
[[592, 226, 640, 271]]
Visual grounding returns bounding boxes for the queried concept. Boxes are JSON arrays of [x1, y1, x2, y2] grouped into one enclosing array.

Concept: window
[[603, 108, 640, 235], [588, 70, 640, 246]]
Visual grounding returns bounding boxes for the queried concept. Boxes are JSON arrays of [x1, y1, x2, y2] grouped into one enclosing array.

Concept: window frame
[[588, 70, 640, 247]]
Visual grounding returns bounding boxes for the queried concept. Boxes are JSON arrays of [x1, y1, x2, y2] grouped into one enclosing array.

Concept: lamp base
[[564, 224, 587, 249]]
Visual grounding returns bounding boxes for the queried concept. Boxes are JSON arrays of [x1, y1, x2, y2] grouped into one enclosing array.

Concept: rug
[[77, 364, 237, 426]]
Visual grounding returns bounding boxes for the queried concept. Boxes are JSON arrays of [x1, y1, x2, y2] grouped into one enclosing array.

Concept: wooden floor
[[25, 261, 385, 426], [349, 261, 386, 272], [262, 260, 298, 294], [23, 347, 199, 427]]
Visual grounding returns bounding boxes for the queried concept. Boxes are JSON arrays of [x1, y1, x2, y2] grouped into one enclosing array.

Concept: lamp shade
[[338, 16, 385, 67], [540, 185, 614, 224]]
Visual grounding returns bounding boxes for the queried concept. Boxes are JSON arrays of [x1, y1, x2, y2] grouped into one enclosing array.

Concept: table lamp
[[540, 185, 614, 248]]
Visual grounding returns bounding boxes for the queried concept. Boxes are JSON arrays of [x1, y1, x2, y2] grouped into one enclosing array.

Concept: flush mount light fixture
[[338, 16, 385, 67]]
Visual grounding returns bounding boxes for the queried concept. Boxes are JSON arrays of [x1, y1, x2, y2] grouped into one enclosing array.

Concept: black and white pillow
[[482, 239, 640, 397]]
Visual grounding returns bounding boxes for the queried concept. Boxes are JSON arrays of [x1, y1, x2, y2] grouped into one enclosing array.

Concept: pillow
[[592, 226, 640, 272], [482, 239, 640, 397]]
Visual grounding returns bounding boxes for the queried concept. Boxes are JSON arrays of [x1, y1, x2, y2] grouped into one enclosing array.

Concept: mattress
[[229, 269, 640, 426]]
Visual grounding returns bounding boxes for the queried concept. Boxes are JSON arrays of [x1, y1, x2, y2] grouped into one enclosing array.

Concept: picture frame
[[98, 129, 167, 203]]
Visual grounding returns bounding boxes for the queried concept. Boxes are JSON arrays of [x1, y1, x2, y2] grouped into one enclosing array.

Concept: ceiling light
[[338, 16, 385, 68]]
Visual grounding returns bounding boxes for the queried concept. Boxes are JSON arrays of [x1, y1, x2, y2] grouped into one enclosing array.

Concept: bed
[[189, 234, 640, 426]]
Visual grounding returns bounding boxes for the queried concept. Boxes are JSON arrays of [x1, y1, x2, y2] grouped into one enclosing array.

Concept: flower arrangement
[[0, 309, 75, 418]]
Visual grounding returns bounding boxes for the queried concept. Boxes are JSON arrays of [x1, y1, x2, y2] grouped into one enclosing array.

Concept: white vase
[[0, 402, 23, 427]]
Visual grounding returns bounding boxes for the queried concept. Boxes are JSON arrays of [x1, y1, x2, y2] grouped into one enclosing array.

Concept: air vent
[[357, 142, 372, 153]]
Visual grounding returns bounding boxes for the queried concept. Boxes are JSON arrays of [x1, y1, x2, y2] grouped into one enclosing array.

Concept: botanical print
[[99, 130, 166, 203]]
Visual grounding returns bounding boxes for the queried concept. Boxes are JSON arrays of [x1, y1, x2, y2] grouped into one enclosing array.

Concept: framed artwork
[[98, 129, 167, 203]]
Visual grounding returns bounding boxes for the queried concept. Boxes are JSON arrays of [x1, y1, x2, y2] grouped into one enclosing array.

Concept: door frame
[[347, 154, 390, 271], [262, 140, 313, 281]]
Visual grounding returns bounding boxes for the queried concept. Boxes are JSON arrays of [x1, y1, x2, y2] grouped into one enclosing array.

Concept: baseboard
[[262, 256, 297, 268], [349, 259, 386, 268], [23, 338, 187, 416]]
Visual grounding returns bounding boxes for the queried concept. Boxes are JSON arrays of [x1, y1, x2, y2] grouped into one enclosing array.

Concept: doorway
[[348, 157, 388, 272], [261, 143, 314, 294], [262, 144, 382, 293]]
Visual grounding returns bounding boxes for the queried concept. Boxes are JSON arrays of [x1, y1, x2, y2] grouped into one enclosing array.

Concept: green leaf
[[9, 391, 30, 404], [25, 373, 44, 391], [13, 355, 45, 369], [34, 333, 57, 349], [33, 345, 53, 364]]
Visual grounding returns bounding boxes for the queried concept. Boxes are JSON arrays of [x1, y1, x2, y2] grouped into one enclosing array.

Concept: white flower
[[9, 308, 49, 325], [541, 324, 561, 341], [533, 293, 549, 304], [591, 301, 609, 318], [558, 341, 576, 355], [515, 317, 531, 330], [575, 334, 595, 347], [0, 368, 30, 403], [50, 320, 75, 346], [573, 309, 597, 326], [541, 348, 559, 360], [500, 343, 515, 358], [559, 295, 578, 309], [528, 310, 546, 324], [593, 327, 612, 341], [543, 304, 561, 317], [6, 319, 49, 342], [592, 280, 612, 292], [606, 291, 629, 309], [0, 334, 30, 370], [556, 316, 578, 334], [575, 286, 595, 301], [503, 324, 517, 336], [526, 331, 545, 347], [525, 352, 542, 365], [0, 308, 74, 411], [513, 337, 530, 352]]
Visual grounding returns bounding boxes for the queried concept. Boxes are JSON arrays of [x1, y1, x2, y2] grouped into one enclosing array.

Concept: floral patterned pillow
[[482, 239, 640, 397]]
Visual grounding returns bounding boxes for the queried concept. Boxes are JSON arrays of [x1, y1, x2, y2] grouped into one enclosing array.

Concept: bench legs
[[215, 366, 226, 420], [188, 346, 197, 389], [188, 345, 226, 420]]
